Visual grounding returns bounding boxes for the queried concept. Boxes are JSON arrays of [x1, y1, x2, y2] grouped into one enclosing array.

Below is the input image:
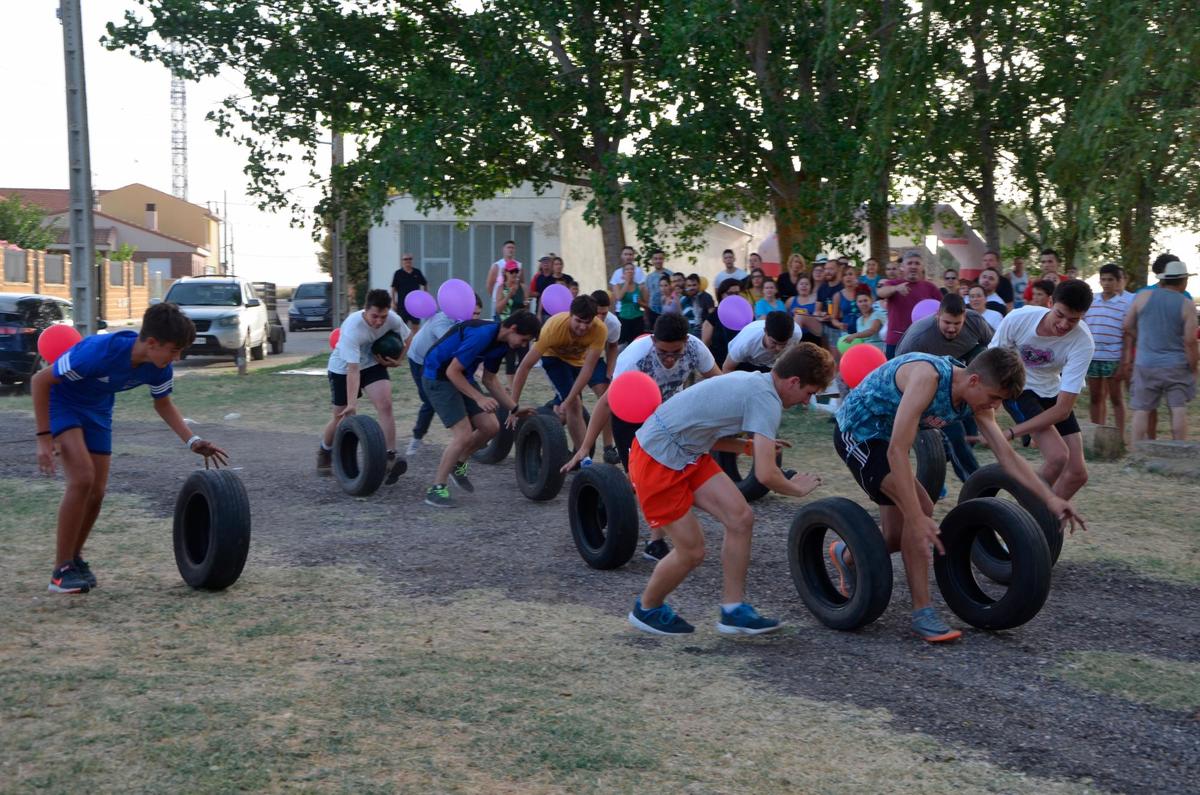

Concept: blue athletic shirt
[[421, 320, 508, 382], [52, 330, 174, 410], [835, 352, 972, 443]]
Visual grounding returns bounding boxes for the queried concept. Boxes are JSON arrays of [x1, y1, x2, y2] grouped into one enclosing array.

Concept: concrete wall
[[0, 246, 148, 322]]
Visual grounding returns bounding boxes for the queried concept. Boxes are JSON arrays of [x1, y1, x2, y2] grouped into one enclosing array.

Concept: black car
[[0, 293, 75, 392], [288, 281, 333, 331]]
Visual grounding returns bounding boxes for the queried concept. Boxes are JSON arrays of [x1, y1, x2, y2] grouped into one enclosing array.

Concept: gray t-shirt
[[894, 310, 993, 361], [406, 312, 457, 365], [635, 370, 783, 469], [726, 318, 804, 367]]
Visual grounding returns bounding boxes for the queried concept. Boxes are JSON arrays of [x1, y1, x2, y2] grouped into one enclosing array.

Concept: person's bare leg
[[692, 473, 756, 604], [879, 475, 936, 611], [54, 430, 95, 567], [73, 453, 111, 557], [591, 384, 615, 448], [1053, 433, 1088, 500], [364, 379, 397, 450], [1087, 377, 1107, 425], [322, 405, 341, 447], [641, 512, 705, 608], [1032, 427, 1069, 487], [563, 397, 587, 451], [1132, 409, 1150, 443], [1147, 409, 1159, 439], [1170, 405, 1188, 440], [462, 412, 500, 456], [435, 417, 474, 484], [1109, 377, 1127, 441]]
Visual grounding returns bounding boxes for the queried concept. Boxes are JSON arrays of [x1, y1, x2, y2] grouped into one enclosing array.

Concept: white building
[[367, 182, 772, 296]]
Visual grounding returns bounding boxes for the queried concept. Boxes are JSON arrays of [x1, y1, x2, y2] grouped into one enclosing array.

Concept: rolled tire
[[173, 469, 252, 590], [913, 428, 946, 503], [714, 449, 791, 502], [568, 463, 639, 569], [787, 497, 893, 630], [333, 415, 388, 496], [537, 400, 594, 458], [960, 463, 1064, 584], [515, 413, 570, 501], [935, 497, 1052, 630], [270, 333, 284, 355], [472, 406, 515, 464]]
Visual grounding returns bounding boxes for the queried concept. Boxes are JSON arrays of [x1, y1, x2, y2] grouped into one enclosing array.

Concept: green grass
[[0, 477, 1084, 794], [1057, 652, 1200, 713]]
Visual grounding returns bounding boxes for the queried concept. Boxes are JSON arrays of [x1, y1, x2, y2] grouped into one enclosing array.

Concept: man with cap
[[485, 240, 521, 317], [1121, 259, 1198, 442], [530, 255, 558, 320], [390, 252, 428, 331]]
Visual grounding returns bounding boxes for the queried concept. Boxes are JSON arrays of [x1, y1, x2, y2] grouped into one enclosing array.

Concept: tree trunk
[[596, 201, 627, 273], [868, 163, 891, 264], [1119, 176, 1154, 290], [771, 180, 814, 265]]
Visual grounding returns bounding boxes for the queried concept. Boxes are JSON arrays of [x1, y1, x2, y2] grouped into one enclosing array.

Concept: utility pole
[[330, 132, 348, 325], [59, 0, 97, 335]]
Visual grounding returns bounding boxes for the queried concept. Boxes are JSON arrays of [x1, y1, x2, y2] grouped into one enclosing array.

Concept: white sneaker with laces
[[405, 437, 422, 456]]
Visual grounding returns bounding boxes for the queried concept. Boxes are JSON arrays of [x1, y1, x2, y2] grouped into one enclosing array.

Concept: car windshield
[[294, 283, 330, 300], [165, 283, 242, 306]]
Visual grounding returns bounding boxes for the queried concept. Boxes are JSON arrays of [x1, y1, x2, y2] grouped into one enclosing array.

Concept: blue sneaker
[[911, 606, 962, 643], [716, 603, 781, 636], [628, 599, 695, 636]]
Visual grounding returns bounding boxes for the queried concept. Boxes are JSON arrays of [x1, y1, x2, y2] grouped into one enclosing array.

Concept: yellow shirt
[[534, 312, 607, 366]]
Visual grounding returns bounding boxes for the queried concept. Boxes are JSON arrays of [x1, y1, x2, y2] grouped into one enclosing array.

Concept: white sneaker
[[405, 437, 422, 456]]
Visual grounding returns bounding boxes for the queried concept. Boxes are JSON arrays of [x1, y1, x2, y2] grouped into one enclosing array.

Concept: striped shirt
[[51, 329, 174, 410], [1084, 292, 1132, 361]]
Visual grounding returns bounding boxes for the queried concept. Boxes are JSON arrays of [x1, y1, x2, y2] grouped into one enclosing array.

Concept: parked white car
[[162, 277, 272, 360]]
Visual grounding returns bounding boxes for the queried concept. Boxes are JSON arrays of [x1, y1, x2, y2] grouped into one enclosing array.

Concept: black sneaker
[[643, 538, 670, 562], [73, 556, 97, 589], [385, 451, 408, 485], [450, 461, 474, 493], [49, 563, 90, 594], [424, 484, 454, 508], [602, 445, 621, 465], [316, 446, 332, 475]]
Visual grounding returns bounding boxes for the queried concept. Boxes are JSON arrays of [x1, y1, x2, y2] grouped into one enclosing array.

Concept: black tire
[[961, 463, 1064, 584], [289, 321, 296, 332], [515, 414, 570, 501], [537, 400, 594, 458], [568, 463, 639, 569], [270, 332, 284, 355], [787, 497, 893, 630], [251, 330, 266, 361], [333, 415, 388, 496], [935, 497, 1052, 630], [472, 406, 515, 464], [714, 449, 792, 502], [173, 469, 252, 590], [913, 428, 946, 503]]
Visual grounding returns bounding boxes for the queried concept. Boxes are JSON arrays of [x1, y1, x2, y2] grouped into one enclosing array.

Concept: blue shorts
[[50, 394, 113, 455], [542, 356, 606, 400]]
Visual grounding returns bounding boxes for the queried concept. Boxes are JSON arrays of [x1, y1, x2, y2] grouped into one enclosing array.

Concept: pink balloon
[[437, 278, 476, 321], [717, 295, 753, 330], [540, 283, 572, 316], [911, 298, 940, 323], [404, 290, 437, 319]]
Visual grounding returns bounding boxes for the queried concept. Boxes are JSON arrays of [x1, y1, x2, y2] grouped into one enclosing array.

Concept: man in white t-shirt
[[319, 289, 412, 484], [485, 239, 520, 315], [721, 311, 804, 373], [989, 280, 1095, 500], [712, 249, 748, 291], [609, 245, 646, 286]]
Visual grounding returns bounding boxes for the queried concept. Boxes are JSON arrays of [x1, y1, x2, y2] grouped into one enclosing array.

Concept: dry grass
[[0, 477, 1084, 794], [1056, 651, 1200, 713]]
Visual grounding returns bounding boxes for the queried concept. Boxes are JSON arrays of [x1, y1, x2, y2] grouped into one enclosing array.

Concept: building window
[[399, 222, 533, 290], [43, 255, 65, 284], [4, 249, 28, 283], [133, 261, 145, 286], [109, 260, 124, 286]]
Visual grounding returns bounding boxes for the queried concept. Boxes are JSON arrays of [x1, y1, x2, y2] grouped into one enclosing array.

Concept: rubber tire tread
[[714, 449, 786, 502], [960, 463, 1064, 584], [333, 415, 388, 496], [787, 497, 893, 630], [568, 463, 639, 569], [935, 497, 1052, 630], [913, 428, 946, 503], [472, 406, 515, 464], [173, 469, 252, 590], [515, 414, 569, 501]]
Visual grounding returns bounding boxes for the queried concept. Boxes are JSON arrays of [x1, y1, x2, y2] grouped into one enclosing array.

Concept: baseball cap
[[538, 255, 553, 263], [1158, 260, 1194, 279], [504, 260, 521, 272], [814, 255, 828, 264]]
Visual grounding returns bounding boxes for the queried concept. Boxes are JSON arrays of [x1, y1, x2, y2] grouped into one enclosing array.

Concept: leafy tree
[[0, 196, 57, 251]]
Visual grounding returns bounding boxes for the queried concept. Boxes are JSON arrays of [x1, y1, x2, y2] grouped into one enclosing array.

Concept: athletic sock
[[320, 441, 332, 451], [721, 602, 744, 612]]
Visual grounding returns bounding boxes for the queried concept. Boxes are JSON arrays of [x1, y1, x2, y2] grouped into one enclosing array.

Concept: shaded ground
[[2, 403, 1196, 794]]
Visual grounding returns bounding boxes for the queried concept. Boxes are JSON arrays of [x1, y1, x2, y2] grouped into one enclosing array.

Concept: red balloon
[[839, 344, 886, 390], [37, 324, 82, 364], [329, 328, 341, 349], [608, 371, 662, 423]]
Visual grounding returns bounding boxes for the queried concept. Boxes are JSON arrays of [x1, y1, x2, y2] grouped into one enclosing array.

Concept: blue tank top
[[836, 353, 973, 442]]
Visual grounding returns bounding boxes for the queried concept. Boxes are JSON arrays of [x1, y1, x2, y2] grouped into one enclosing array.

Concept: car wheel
[[251, 327, 267, 360], [289, 321, 296, 332]]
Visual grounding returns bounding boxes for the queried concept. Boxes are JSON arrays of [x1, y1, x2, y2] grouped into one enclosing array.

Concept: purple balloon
[[717, 295, 753, 331], [437, 278, 475, 321], [404, 290, 437, 320], [540, 283, 572, 316], [911, 298, 940, 323]]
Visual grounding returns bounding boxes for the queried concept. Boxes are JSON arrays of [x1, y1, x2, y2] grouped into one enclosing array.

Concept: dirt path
[[4, 411, 1197, 794]]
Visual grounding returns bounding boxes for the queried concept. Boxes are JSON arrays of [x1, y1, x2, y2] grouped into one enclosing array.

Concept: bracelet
[[36, 430, 51, 437], [1006, 428, 1015, 441], [185, 434, 201, 449]]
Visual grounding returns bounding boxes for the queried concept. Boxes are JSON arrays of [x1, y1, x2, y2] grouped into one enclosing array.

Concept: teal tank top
[[836, 353, 973, 442]]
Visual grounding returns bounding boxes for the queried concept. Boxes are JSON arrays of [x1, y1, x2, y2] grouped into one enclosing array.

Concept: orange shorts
[[629, 438, 724, 528]]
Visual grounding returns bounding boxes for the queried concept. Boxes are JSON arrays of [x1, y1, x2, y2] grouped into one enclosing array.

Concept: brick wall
[[0, 246, 149, 322]]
